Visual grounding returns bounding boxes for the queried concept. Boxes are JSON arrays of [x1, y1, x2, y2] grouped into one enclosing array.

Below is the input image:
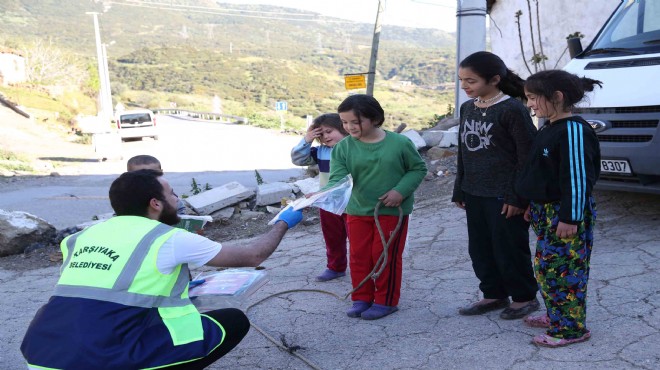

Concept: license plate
[[600, 159, 632, 174]]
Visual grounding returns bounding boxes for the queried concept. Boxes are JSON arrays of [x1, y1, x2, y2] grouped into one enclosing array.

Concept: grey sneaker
[[458, 298, 510, 316]]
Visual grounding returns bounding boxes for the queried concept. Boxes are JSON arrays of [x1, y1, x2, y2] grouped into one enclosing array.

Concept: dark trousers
[[167, 308, 250, 370], [464, 193, 537, 302], [319, 209, 348, 272]]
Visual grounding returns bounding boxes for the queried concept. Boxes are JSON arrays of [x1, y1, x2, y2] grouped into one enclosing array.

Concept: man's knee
[[205, 307, 250, 338]]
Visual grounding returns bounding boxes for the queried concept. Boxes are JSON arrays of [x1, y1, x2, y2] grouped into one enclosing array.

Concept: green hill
[[0, 0, 457, 129]]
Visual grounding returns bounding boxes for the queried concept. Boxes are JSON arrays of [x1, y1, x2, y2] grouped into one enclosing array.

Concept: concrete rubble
[[256, 182, 296, 206], [185, 181, 255, 215]]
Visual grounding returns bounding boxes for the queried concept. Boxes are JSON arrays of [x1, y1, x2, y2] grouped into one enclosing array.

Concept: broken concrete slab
[[185, 182, 255, 215], [293, 177, 320, 195], [266, 206, 282, 214], [437, 130, 458, 147], [401, 129, 427, 150], [256, 182, 294, 206], [421, 130, 445, 147], [209, 207, 235, 221]]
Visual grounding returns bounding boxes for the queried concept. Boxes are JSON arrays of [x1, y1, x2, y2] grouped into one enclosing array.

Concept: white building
[[488, 0, 619, 77], [0, 47, 26, 86]]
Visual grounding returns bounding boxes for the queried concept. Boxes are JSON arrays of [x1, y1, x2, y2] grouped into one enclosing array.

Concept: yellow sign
[[344, 75, 366, 90]]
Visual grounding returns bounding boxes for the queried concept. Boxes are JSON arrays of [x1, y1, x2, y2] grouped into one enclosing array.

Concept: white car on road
[[116, 109, 158, 141]]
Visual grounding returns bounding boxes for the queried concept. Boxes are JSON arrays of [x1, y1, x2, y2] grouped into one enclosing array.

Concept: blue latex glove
[[275, 206, 303, 229]]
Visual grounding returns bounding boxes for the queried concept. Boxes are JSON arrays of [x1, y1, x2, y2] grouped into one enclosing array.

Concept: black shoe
[[499, 298, 541, 320], [458, 298, 510, 316]]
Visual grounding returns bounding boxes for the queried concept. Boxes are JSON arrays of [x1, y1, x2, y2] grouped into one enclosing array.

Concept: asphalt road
[[0, 115, 305, 229], [2, 189, 659, 369]]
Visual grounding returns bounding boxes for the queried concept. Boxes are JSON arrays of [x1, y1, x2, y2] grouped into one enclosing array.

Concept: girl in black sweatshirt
[[452, 51, 539, 320], [517, 70, 602, 348]]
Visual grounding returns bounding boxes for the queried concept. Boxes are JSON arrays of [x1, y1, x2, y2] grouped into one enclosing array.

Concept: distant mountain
[[0, 0, 457, 126], [0, 0, 455, 77]]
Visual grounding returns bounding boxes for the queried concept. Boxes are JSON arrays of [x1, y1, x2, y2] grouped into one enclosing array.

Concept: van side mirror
[[567, 37, 583, 58]]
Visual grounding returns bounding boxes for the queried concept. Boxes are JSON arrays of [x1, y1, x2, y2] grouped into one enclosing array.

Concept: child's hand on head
[[379, 190, 403, 208], [304, 127, 322, 143]]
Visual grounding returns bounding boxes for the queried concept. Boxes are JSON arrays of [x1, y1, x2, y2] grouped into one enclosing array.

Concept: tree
[[515, 0, 581, 73], [22, 39, 86, 86]]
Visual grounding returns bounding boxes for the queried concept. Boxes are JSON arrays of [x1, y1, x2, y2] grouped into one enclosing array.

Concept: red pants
[[319, 209, 348, 272], [345, 214, 409, 307]]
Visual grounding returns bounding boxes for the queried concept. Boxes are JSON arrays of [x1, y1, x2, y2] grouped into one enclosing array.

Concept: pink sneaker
[[532, 331, 591, 347], [523, 314, 550, 328]]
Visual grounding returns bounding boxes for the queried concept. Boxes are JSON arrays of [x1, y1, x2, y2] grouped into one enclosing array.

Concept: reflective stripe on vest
[[54, 223, 190, 308]]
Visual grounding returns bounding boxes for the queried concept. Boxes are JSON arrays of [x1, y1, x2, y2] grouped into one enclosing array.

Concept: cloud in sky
[[218, 0, 458, 32]]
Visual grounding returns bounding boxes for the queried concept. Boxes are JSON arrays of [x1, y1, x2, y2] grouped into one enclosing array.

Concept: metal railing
[[152, 108, 248, 124]]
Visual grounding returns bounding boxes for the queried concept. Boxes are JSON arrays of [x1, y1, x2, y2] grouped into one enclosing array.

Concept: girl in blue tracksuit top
[[517, 69, 602, 348], [291, 113, 349, 282]]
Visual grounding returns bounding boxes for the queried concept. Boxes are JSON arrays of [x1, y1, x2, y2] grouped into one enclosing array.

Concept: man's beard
[[159, 200, 181, 226]]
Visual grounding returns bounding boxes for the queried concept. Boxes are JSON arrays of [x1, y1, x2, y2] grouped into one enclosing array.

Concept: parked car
[[116, 109, 158, 141]]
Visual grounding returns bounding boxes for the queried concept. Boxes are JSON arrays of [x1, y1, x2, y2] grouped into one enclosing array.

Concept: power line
[[106, 0, 352, 23]]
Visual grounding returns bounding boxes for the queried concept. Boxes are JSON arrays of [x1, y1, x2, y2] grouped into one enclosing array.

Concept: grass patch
[[0, 149, 33, 172], [72, 133, 93, 145]]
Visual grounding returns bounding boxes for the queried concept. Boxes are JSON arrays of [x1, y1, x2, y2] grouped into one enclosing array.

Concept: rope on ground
[[246, 289, 341, 370], [244, 202, 404, 369]]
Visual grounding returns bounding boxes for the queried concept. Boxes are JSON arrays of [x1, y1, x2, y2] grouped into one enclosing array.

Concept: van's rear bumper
[[118, 126, 158, 139]]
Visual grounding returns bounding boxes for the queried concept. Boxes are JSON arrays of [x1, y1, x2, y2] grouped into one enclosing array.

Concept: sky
[[218, 0, 458, 32]]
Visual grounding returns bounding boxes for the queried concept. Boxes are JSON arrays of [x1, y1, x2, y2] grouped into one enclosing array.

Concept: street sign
[[344, 75, 366, 90], [275, 101, 288, 111]]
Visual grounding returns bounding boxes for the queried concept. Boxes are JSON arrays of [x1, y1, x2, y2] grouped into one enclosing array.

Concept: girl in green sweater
[[325, 94, 427, 320]]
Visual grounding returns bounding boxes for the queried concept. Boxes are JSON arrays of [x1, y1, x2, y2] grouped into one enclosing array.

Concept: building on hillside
[[0, 47, 26, 87], [488, 1, 617, 77]]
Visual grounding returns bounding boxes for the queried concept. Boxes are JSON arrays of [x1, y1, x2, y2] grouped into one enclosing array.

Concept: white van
[[116, 109, 159, 141], [563, 0, 660, 194]]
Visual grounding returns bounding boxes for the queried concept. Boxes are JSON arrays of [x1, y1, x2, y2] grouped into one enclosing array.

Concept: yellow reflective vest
[[56, 216, 204, 345]]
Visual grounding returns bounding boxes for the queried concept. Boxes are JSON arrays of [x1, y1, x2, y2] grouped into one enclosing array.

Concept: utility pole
[[87, 12, 112, 124], [101, 43, 113, 118], [454, 0, 487, 116], [366, 0, 385, 96]]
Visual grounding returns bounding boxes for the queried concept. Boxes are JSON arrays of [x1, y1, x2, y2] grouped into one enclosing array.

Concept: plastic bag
[[268, 175, 353, 225], [188, 269, 269, 310]]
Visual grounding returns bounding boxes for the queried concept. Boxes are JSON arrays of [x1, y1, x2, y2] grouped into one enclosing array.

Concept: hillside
[[0, 0, 457, 128]]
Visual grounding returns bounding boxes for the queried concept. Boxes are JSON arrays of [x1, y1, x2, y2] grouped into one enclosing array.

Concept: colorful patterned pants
[[529, 197, 596, 339]]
